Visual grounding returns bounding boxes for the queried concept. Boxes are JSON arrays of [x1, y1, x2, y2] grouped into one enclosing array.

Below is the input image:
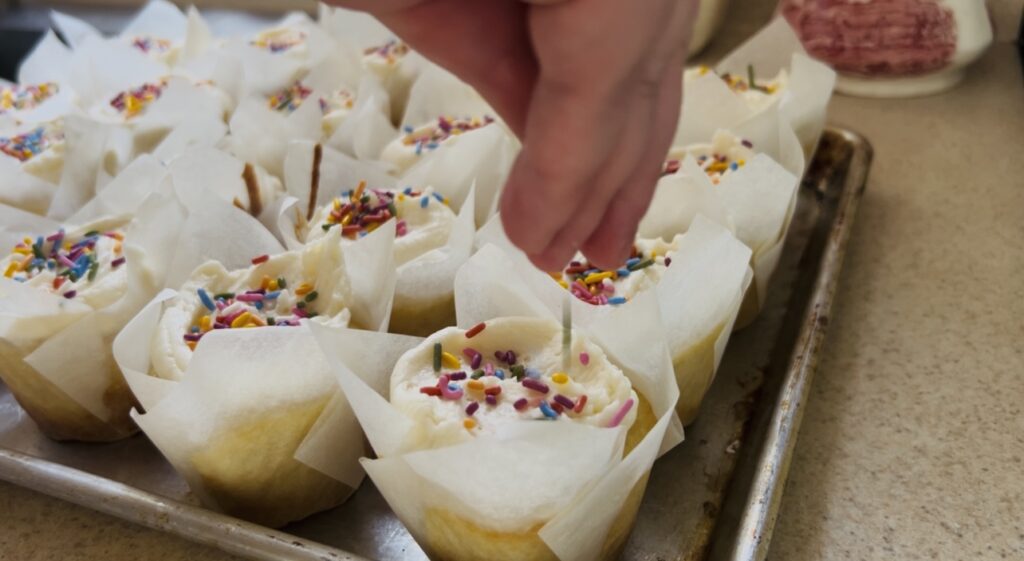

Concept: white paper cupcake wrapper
[[308, 243, 683, 560], [112, 224, 398, 525]]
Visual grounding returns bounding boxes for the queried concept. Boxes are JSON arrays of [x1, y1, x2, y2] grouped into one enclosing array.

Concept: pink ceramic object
[[779, 0, 993, 97]]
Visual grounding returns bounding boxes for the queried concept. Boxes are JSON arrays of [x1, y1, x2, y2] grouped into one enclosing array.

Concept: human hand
[[332, 0, 697, 270]]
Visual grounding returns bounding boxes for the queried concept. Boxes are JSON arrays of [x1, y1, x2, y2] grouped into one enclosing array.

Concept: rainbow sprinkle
[[109, 79, 168, 118], [0, 122, 63, 162], [183, 261, 318, 351], [2, 229, 126, 300], [268, 81, 312, 113], [250, 29, 307, 53], [402, 115, 495, 155], [0, 82, 59, 113], [417, 328, 611, 430], [549, 247, 669, 306], [130, 36, 173, 55], [363, 39, 410, 65], [319, 182, 448, 240]]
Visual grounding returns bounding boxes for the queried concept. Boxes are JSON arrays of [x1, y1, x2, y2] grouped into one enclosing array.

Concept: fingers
[[500, 74, 625, 270], [376, 0, 537, 135], [529, 78, 661, 270], [504, 0, 694, 271], [580, 63, 684, 267]]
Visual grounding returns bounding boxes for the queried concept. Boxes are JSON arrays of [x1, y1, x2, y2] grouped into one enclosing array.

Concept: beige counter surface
[[2, 5, 1023, 561]]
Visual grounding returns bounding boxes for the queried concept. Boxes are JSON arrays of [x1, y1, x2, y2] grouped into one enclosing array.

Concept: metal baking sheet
[[0, 127, 871, 561]]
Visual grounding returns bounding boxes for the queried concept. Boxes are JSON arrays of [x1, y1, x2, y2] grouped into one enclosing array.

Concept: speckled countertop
[[2, 2, 1023, 561]]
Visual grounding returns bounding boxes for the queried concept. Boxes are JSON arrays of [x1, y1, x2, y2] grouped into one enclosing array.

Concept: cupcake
[[550, 238, 679, 307], [119, 236, 376, 526], [318, 5, 423, 122], [1, 119, 66, 186], [381, 115, 496, 175], [685, 64, 788, 113], [313, 313, 679, 561], [281, 142, 475, 336], [0, 219, 153, 441], [150, 238, 354, 381], [361, 39, 419, 122], [474, 214, 752, 425], [704, 18, 837, 158], [663, 130, 756, 184], [305, 183, 456, 269], [318, 86, 357, 137]]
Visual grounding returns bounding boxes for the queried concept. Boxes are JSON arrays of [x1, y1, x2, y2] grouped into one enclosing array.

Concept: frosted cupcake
[[0, 221, 142, 441], [150, 240, 354, 381], [685, 64, 788, 112], [1, 119, 65, 185], [0, 82, 61, 118], [318, 87, 357, 137], [304, 181, 462, 336], [305, 182, 456, 267], [125, 35, 180, 65], [663, 130, 756, 184], [130, 237, 374, 527], [550, 237, 679, 307], [476, 214, 752, 425], [249, 27, 309, 57], [265, 81, 360, 138], [380, 114, 496, 174], [385, 317, 657, 560]]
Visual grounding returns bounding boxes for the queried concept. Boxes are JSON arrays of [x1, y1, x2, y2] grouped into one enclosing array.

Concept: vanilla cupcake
[[305, 183, 456, 267], [1, 119, 65, 185], [265, 81, 360, 139], [305, 183, 462, 336], [0, 220, 144, 441], [663, 130, 756, 183], [392, 318, 647, 449], [476, 214, 752, 425], [123, 237, 377, 527], [318, 87, 357, 137], [550, 237, 680, 307], [361, 39, 418, 122], [125, 34, 181, 66], [249, 26, 310, 57], [381, 115, 496, 174], [1, 226, 128, 305], [0, 82, 62, 119], [375, 317, 658, 560], [685, 64, 788, 112], [150, 239, 353, 382]]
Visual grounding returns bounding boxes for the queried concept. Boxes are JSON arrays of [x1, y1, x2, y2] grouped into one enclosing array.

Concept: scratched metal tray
[[0, 127, 871, 561]]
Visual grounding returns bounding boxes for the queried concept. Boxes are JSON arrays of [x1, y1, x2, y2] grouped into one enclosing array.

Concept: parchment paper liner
[[0, 202, 172, 441], [281, 140, 476, 336], [641, 128, 799, 328], [112, 225, 397, 526], [308, 246, 684, 560], [706, 17, 836, 161], [475, 212, 752, 424]]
